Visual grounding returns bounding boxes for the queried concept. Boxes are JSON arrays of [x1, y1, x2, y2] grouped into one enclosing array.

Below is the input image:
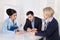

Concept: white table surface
[[0, 31, 42, 40]]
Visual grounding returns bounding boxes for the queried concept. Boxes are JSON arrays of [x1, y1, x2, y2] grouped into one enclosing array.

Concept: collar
[[45, 17, 53, 23]]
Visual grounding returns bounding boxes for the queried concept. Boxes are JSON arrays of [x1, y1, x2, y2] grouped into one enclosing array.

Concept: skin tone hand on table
[[27, 27, 37, 36]]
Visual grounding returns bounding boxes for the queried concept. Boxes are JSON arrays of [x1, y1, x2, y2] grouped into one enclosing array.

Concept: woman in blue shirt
[[2, 8, 23, 34]]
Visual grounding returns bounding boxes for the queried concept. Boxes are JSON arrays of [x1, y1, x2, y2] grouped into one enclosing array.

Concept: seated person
[[23, 11, 42, 32], [30, 7, 60, 40], [2, 8, 23, 34]]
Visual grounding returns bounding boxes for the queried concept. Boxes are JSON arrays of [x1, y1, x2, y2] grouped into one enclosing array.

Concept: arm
[[37, 19, 42, 32], [35, 21, 59, 37], [24, 19, 30, 31]]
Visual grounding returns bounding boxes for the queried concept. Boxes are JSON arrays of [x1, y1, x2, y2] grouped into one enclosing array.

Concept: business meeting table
[[0, 31, 42, 40]]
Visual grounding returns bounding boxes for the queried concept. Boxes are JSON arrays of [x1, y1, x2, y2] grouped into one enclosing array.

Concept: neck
[[10, 17, 14, 21]]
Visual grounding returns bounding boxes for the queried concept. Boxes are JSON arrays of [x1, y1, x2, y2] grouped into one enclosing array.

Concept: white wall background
[[0, 0, 60, 35]]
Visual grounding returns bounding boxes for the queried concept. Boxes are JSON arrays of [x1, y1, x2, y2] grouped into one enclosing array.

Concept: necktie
[[44, 21, 47, 30], [44, 21, 49, 40]]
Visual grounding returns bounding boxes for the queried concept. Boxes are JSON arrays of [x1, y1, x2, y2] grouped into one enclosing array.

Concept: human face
[[27, 14, 34, 22], [43, 11, 50, 19], [10, 13, 17, 20]]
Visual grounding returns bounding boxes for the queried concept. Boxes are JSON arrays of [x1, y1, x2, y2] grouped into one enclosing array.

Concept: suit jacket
[[35, 18, 59, 40], [24, 17, 42, 32]]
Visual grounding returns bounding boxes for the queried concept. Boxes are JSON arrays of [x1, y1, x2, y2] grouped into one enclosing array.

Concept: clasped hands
[[27, 28, 37, 36]]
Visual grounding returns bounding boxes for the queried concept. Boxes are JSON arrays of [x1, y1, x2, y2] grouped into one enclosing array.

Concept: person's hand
[[29, 31, 35, 36], [27, 28, 32, 32], [14, 29, 18, 32], [32, 28, 37, 32], [16, 31, 24, 34]]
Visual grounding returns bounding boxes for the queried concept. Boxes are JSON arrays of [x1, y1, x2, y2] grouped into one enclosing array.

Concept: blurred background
[[0, 0, 60, 35]]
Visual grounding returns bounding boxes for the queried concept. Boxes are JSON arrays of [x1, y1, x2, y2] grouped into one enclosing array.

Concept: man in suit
[[30, 7, 60, 40], [23, 11, 42, 32]]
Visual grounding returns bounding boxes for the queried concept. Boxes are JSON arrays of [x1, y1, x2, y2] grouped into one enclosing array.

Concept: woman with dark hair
[[2, 8, 23, 34]]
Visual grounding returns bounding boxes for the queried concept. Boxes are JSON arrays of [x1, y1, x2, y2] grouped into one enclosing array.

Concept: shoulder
[[26, 18, 30, 22], [35, 17, 42, 21], [2, 18, 10, 27], [4, 18, 10, 23], [52, 18, 58, 23], [50, 17, 59, 27]]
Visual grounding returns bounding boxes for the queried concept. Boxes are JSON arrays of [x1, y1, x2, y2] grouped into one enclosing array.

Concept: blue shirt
[[2, 18, 18, 34], [31, 19, 34, 28]]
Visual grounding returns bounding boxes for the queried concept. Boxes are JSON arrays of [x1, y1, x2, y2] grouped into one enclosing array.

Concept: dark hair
[[6, 8, 17, 16], [26, 11, 34, 16]]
